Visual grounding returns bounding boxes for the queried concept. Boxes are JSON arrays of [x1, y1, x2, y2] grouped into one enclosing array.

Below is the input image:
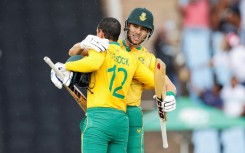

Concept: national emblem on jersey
[[138, 57, 144, 64], [137, 129, 141, 133], [139, 12, 147, 21]]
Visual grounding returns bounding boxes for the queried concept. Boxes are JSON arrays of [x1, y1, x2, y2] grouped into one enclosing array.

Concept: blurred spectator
[[179, 1, 219, 153], [241, 105, 245, 117], [220, 76, 245, 153], [221, 76, 245, 117], [226, 33, 245, 86], [192, 81, 223, 153], [210, 0, 240, 34], [180, 0, 210, 29], [210, 32, 245, 87], [153, 27, 179, 93], [209, 0, 240, 61], [209, 35, 232, 86], [153, 28, 176, 79], [179, 0, 213, 99], [199, 81, 223, 109], [240, 0, 245, 45]]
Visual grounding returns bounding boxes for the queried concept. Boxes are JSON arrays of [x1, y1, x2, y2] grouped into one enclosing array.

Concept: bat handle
[[43, 56, 65, 80], [160, 120, 168, 148]]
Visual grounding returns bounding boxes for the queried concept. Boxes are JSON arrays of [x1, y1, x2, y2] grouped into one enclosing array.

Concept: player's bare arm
[[69, 43, 85, 56], [166, 76, 177, 95]]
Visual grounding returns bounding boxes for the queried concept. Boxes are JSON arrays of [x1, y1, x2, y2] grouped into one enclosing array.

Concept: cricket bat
[[44, 56, 87, 112], [154, 58, 168, 148]]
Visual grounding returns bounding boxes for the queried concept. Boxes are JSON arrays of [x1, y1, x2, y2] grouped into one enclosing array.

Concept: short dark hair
[[97, 17, 121, 41]]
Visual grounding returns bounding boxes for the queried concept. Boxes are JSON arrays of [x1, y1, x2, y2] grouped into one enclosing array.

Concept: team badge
[[138, 57, 144, 64], [139, 12, 147, 21]]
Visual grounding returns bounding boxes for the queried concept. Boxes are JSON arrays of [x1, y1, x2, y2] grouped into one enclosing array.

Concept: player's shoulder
[[109, 41, 130, 56], [108, 41, 121, 50], [110, 41, 121, 46], [139, 46, 156, 58], [118, 39, 126, 49], [118, 39, 123, 45], [140, 46, 151, 54], [118, 39, 131, 52]]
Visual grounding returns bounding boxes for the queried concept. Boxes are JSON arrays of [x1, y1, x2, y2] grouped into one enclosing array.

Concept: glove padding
[[50, 62, 73, 89], [80, 35, 109, 52], [153, 92, 176, 112]]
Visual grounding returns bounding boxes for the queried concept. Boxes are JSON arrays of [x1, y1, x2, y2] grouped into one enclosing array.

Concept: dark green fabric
[[66, 55, 83, 62]]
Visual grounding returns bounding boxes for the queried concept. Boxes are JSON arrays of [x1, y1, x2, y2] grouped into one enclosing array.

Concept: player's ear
[[97, 29, 105, 39]]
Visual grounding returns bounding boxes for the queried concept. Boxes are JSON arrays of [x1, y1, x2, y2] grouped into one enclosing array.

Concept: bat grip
[[43, 56, 65, 80], [160, 120, 168, 148]]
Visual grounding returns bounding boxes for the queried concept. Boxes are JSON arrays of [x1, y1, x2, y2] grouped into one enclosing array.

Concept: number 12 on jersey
[[108, 65, 128, 99]]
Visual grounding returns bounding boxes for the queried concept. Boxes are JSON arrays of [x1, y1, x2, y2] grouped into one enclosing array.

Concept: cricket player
[[50, 17, 159, 153], [68, 8, 177, 153], [119, 8, 177, 152]]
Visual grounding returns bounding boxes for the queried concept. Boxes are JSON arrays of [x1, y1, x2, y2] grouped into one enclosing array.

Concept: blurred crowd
[[152, 0, 245, 152]]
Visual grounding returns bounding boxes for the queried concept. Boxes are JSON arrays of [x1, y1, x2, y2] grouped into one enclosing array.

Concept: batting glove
[[50, 62, 73, 89], [80, 35, 109, 52], [153, 91, 176, 112]]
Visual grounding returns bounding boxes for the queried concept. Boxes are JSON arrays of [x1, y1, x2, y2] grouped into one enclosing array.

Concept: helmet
[[66, 55, 84, 62], [66, 55, 91, 88], [125, 8, 154, 37]]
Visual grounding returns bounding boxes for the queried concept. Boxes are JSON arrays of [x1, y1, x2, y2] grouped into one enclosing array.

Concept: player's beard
[[126, 32, 147, 47]]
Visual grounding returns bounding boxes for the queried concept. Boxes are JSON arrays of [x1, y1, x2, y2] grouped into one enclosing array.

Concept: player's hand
[[50, 62, 73, 89], [153, 92, 176, 112], [80, 35, 109, 52]]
